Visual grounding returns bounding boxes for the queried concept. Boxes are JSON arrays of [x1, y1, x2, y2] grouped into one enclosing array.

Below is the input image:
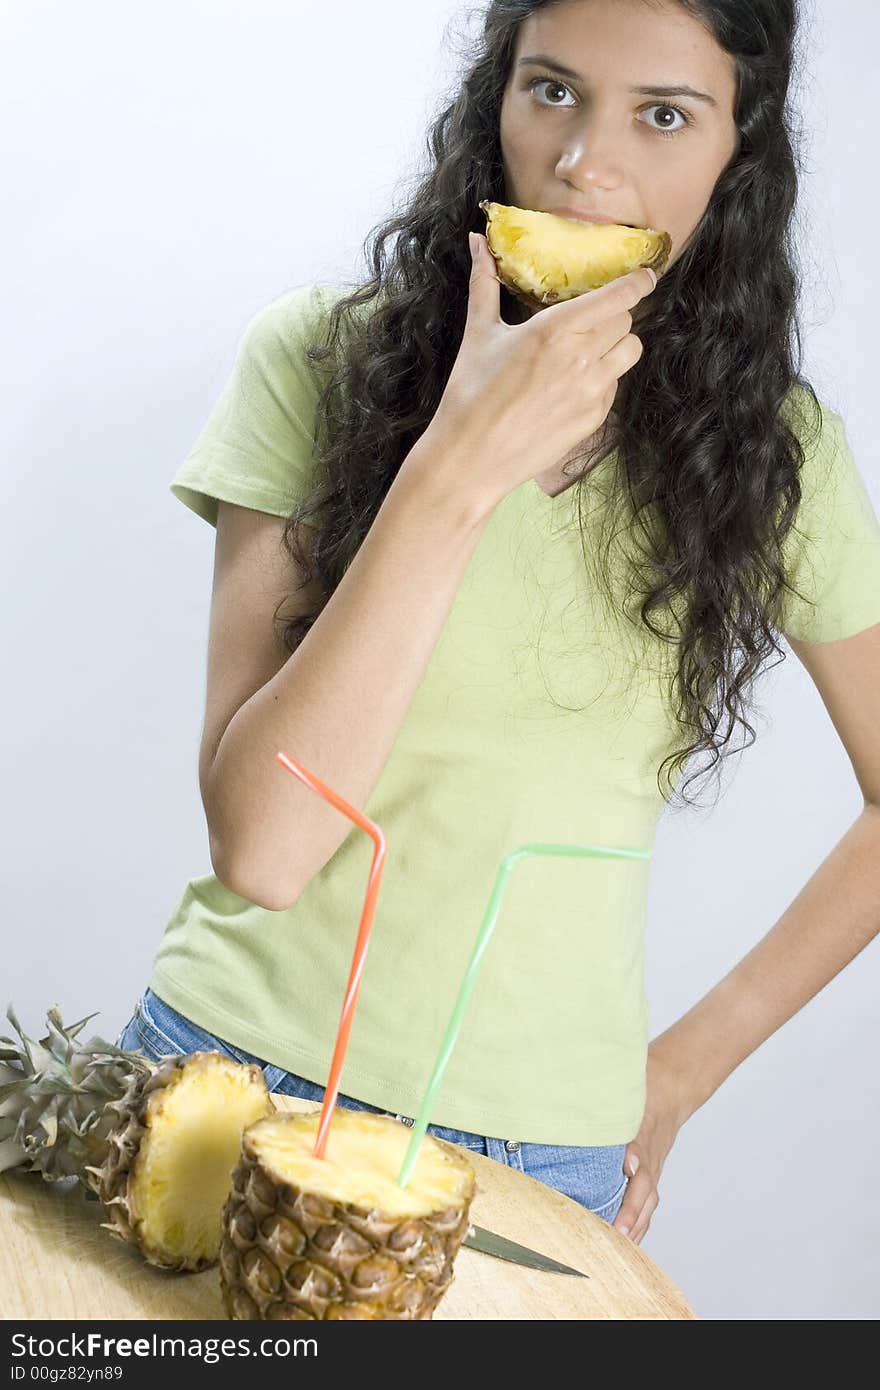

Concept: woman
[[119, 0, 880, 1244]]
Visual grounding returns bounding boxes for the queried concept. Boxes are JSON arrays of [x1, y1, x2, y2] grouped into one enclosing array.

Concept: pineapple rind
[[479, 199, 672, 308], [220, 1110, 476, 1320]]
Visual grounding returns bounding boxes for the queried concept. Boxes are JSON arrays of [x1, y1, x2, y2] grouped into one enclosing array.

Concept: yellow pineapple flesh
[[220, 1109, 476, 1320], [479, 199, 672, 309]]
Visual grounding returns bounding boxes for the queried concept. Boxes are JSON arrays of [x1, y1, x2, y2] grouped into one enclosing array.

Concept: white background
[[3, 0, 877, 1320]]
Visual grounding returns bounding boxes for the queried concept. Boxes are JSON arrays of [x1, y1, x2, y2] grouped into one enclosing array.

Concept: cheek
[[499, 112, 521, 166], [498, 93, 515, 142], [652, 169, 713, 244], [500, 100, 540, 164]]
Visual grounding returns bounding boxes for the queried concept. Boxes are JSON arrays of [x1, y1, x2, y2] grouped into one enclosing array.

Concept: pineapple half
[[479, 199, 672, 309], [0, 1004, 273, 1271], [221, 1109, 477, 1320]]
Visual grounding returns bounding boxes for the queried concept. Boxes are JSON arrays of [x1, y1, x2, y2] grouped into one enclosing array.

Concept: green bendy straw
[[395, 839, 652, 1189]]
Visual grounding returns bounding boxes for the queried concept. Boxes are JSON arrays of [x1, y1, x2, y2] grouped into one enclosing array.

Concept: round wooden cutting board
[[0, 1094, 696, 1320]]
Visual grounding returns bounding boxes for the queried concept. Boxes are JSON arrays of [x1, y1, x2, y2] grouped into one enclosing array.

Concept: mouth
[[545, 207, 642, 228]]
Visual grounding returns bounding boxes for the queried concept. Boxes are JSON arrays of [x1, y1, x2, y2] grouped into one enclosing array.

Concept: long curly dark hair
[[272, 0, 824, 812]]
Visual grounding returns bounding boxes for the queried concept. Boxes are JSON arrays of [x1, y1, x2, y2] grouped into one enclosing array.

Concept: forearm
[[651, 804, 880, 1123], [205, 445, 494, 911]]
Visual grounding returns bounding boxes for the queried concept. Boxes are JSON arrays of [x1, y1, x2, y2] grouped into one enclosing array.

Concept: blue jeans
[[117, 987, 630, 1225]]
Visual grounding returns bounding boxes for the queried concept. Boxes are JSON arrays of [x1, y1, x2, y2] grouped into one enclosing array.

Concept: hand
[[612, 1046, 692, 1243], [411, 232, 656, 518]]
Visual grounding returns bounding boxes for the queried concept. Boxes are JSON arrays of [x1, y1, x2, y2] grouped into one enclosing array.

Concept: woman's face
[[499, 0, 740, 293]]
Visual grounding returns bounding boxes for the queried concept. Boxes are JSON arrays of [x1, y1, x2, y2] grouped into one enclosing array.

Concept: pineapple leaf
[[0, 1135, 25, 1172], [58, 1111, 107, 1145], [3, 1004, 58, 1076], [45, 1005, 101, 1042], [88, 1040, 152, 1065], [0, 1080, 33, 1107]]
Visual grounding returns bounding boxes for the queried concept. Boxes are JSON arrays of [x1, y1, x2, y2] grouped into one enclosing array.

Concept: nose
[[555, 109, 626, 191]]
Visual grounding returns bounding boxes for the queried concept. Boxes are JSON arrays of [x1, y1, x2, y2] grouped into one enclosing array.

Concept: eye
[[526, 77, 577, 108], [639, 103, 693, 138]]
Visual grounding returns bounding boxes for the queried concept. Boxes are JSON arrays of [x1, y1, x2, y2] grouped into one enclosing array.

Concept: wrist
[[398, 434, 502, 530], [647, 1040, 702, 1127]]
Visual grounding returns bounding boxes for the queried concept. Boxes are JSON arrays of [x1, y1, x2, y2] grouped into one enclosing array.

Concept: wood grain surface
[[0, 1094, 697, 1320]]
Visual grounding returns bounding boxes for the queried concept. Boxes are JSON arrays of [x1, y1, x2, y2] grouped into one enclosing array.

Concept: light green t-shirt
[[151, 283, 880, 1144]]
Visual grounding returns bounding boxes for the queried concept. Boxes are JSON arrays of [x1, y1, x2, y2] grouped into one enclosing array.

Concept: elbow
[[209, 835, 302, 913]]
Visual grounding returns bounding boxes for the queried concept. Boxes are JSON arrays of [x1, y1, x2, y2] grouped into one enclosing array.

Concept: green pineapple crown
[[0, 1002, 152, 1186]]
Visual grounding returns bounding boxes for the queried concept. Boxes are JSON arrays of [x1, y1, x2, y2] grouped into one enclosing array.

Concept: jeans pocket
[[115, 1014, 142, 1053], [589, 1174, 629, 1223]]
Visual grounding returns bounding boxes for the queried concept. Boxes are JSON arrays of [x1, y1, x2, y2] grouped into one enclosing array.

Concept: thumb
[[466, 231, 500, 325]]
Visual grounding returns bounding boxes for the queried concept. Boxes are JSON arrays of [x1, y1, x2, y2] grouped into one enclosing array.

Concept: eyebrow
[[516, 53, 718, 107]]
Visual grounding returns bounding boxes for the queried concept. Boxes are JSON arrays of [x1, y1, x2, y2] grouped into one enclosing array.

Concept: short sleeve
[[170, 282, 343, 528], [777, 396, 880, 642]]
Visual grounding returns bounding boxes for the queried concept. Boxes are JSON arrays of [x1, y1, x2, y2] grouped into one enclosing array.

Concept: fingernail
[[627, 1154, 640, 1177], [645, 266, 657, 289], [617, 1223, 631, 1236]]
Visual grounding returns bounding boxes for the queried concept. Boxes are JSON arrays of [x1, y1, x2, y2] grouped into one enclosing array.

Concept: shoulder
[[779, 382, 836, 439], [238, 283, 389, 383], [779, 385, 846, 487], [240, 282, 351, 352]]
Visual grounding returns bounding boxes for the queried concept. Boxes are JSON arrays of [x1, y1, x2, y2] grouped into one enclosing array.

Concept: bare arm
[[203, 243, 654, 911], [205, 446, 494, 911]]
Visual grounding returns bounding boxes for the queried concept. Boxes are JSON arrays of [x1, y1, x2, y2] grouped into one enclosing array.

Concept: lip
[[545, 206, 630, 225]]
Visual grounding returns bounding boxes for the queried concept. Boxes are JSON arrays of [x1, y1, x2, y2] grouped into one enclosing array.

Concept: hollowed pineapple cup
[[220, 1109, 477, 1320]]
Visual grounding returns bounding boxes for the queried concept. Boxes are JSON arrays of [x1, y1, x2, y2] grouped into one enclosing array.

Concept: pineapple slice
[[479, 199, 672, 309], [99, 1053, 274, 1269], [220, 1109, 477, 1320]]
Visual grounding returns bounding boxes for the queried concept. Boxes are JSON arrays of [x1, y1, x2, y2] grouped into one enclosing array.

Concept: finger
[[598, 328, 644, 379], [612, 1171, 652, 1235], [629, 1191, 659, 1244], [542, 263, 657, 331], [465, 232, 501, 326], [573, 307, 635, 359]]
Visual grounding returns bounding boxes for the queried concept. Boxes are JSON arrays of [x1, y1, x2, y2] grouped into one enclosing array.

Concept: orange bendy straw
[[275, 750, 386, 1160]]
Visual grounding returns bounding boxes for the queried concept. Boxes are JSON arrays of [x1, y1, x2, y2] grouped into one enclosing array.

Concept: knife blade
[[462, 1223, 588, 1277]]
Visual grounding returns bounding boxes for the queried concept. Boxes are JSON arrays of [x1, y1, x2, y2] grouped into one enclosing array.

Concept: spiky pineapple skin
[[220, 1132, 476, 1320]]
